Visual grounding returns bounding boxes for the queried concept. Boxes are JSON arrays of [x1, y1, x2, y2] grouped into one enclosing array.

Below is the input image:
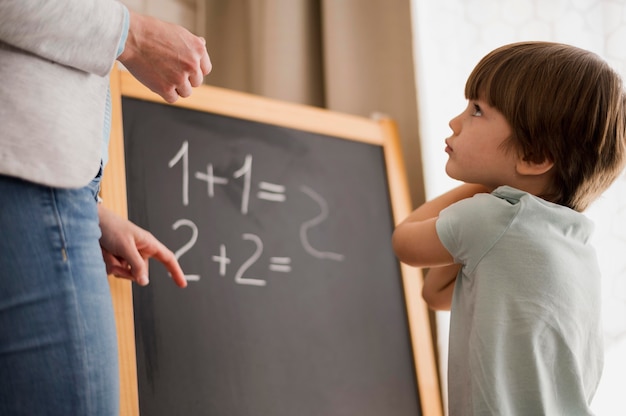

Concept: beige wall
[[120, 0, 199, 32]]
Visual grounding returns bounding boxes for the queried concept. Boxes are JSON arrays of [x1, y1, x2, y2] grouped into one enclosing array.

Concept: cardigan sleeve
[[0, 0, 127, 76]]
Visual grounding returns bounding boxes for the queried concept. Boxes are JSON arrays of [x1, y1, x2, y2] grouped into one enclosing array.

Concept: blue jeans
[[0, 173, 119, 415]]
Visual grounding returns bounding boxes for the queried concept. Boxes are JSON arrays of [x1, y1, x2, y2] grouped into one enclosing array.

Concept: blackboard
[[103, 69, 441, 416]]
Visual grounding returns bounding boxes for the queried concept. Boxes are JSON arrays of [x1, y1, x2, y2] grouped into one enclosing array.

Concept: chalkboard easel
[[102, 67, 442, 416]]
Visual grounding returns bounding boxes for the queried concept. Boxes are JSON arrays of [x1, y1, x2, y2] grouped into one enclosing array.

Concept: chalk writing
[[234, 233, 266, 286], [195, 164, 228, 197], [258, 181, 286, 202], [212, 244, 230, 276], [168, 141, 190, 206], [233, 155, 252, 215], [300, 186, 345, 262], [167, 142, 344, 286]]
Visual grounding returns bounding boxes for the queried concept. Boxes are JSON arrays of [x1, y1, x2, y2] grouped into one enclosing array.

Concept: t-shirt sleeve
[[436, 193, 519, 274]]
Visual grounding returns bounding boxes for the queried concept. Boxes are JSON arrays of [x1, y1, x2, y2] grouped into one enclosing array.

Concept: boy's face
[[444, 99, 518, 190]]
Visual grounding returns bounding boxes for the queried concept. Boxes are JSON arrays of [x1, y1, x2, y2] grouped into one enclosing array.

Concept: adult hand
[[117, 11, 212, 103], [98, 205, 187, 288]]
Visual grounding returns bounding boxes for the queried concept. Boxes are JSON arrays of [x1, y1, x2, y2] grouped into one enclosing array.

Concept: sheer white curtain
[[410, 0, 626, 414]]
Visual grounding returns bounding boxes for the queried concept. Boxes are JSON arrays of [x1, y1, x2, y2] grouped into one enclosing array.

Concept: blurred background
[[120, 1, 626, 414]]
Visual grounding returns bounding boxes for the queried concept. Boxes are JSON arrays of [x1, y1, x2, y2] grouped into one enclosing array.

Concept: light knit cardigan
[[0, 0, 127, 188]]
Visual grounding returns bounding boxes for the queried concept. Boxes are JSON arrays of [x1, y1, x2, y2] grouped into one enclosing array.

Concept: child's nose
[[448, 113, 462, 135]]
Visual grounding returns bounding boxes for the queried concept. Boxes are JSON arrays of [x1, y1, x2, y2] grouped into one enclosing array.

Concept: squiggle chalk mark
[[299, 186, 345, 261]]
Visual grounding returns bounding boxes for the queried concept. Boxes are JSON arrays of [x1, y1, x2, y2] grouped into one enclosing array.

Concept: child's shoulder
[[445, 185, 524, 216], [438, 186, 523, 239]]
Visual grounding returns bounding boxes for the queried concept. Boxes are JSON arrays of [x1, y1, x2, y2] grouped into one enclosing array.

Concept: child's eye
[[471, 103, 483, 116]]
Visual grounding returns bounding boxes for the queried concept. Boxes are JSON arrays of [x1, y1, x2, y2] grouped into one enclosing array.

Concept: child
[[392, 42, 626, 415]]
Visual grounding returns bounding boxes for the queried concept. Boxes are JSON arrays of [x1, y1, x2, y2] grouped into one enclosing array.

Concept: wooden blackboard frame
[[103, 67, 442, 416]]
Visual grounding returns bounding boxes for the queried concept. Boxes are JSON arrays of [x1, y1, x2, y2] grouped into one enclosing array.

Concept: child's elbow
[[391, 228, 418, 266]]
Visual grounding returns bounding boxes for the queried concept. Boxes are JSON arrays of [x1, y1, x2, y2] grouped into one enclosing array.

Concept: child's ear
[[516, 157, 554, 176]]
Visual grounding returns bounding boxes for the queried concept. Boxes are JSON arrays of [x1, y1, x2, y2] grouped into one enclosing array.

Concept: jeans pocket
[[87, 161, 104, 203]]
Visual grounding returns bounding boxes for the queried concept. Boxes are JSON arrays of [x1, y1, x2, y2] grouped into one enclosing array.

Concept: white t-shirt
[[437, 186, 603, 416]]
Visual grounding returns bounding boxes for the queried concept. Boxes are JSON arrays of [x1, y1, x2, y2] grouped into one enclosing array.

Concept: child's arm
[[392, 183, 488, 267], [422, 264, 461, 311], [392, 184, 488, 309]]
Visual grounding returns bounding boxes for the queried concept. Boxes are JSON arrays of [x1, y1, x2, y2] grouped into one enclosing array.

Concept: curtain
[[199, 0, 427, 209]]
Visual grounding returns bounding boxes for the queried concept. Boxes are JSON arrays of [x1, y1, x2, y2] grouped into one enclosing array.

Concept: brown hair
[[465, 41, 626, 211]]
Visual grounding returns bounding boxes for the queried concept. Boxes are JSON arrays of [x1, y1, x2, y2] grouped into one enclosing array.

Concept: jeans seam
[[49, 187, 69, 263], [49, 187, 93, 415]]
